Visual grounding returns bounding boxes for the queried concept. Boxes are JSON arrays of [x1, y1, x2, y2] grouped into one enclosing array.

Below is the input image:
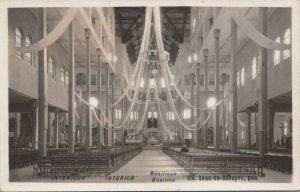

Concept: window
[[183, 109, 191, 119], [149, 78, 155, 88], [61, 67, 65, 85], [273, 37, 281, 66], [241, 67, 245, 86], [199, 74, 204, 86], [115, 109, 118, 118], [283, 28, 291, 60], [140, 77, 145, 88], [252, 57, 257, 79], [119, 110, 122, 119], [65, 70, 69, 85], [76, 73, 86, 86], [48, 56, 55, 78], [116, 109, 122, 119], [91, 74, 97, 85], [15, 28, 23, 58], [209, 74, 215, 86], [237, 71, 240, 88], [25, 36, 32, 64], [148, 112, 152, 118], [170, 74, 174, 86], [160, 78, 166, 88], [209, 17, 214, 28], [153, 112, 157, 118], [130, 112, 133, 120]]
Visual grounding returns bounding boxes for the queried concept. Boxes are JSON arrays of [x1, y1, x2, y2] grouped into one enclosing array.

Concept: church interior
[[3, 5, 297, 187]]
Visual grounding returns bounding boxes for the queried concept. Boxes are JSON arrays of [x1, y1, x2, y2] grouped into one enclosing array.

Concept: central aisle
[[104, 150, 189, 182]]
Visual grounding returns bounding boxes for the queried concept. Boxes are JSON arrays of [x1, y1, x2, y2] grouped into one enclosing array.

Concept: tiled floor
[[9, 150, 292, 183]]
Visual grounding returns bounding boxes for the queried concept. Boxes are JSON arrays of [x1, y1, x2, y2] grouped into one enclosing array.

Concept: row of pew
[[143, 145, 162, 150], [32, 146, 143, 179], [9, 148, 85, 170], [162, 147, 264, 177]]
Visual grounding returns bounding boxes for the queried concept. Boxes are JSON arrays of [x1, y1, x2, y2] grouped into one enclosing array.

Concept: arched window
[[65, 70, 69, 85], [148, 112, 152, 118], [130, 112, 133, 120], [252, 57, 257, 79], [119, 110, 122, 119], [15, 28, 23, 58], [241, 67, 245, 86], [171, 112, 175, 120], [25, 36, 32, 64], [153, 112, 157, 118], [161, 78, 166, 88], [61, 67, 65, 85], [115, 109, 118, 118], [273, 36, 281, 66], [283, 28, 291, 60], [48, 56, 54, 78], [134, 112, 138, 120]]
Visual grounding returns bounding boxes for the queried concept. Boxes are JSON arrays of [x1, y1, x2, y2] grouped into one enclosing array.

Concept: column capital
[[214, 29, 221, 39], [32, 99, 39, 108], [203, 49, 209, 57], [85, 28, 91, 38]]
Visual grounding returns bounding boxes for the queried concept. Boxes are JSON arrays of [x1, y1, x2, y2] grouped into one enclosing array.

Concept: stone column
[[37, 8, 48, 157], [196, 63, 201, 148], [203, 49, 209, 149], [68, 21, 75, 153], [181, 90, 185, 145], [221, 74, 227, 146], [54, 108, 59, 149], [190, 73, 195, 147], [230, 18, 238, 153], [258, 7, 268, 156], [32, 100, 38, 150], [268, 101, 275, 150], [105, 65, 109, 147], [85, 28, 91, 151], [96, 49, 102, 150], [214, 29, 221, 151], [246, 109, 251, 149], [111, 72, 115, 148]]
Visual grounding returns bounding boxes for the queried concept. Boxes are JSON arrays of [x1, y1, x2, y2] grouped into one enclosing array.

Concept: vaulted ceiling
[[114, 7, 190, 66]]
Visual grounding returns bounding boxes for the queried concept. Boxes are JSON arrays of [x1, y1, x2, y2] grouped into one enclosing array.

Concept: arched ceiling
[[114, 7, 190, 66]]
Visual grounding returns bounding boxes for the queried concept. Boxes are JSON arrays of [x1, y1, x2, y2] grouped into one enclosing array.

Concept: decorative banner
[[230, 8, 291, 50], [16, 8, 78, 53]]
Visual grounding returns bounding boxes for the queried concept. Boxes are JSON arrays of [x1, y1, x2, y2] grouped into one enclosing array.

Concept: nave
[[9, 148, 291, 183], [4, 3, 297, 191]]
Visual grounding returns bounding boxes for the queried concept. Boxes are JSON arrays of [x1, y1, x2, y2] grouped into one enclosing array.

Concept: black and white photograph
[[0, 0, 299, 191]]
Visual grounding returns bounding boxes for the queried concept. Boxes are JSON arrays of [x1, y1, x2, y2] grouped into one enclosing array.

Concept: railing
[[143, 145, 162, 150]]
